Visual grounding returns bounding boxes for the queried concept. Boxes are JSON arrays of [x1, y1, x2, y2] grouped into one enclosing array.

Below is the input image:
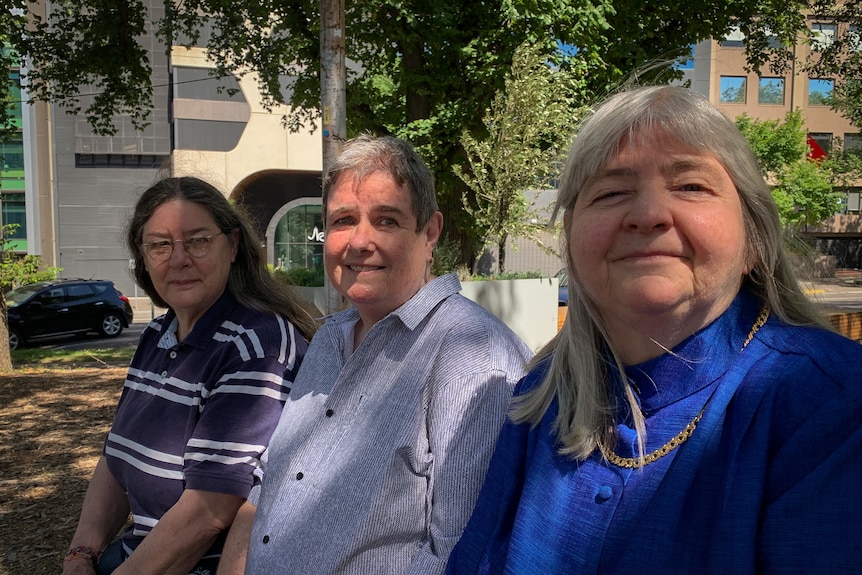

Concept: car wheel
[[8, 328, 22, 351], [99, 313, 124, 338]]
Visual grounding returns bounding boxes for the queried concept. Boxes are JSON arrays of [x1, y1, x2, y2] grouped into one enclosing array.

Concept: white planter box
[[460, 277, 558, 352], [292, 277, 559, 351]]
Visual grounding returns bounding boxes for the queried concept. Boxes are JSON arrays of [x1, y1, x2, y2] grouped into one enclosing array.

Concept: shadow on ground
[[0, 367, 126, 575]]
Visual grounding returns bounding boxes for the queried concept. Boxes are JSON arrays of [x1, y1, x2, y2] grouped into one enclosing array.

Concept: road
[[33, 321, 147, 351]]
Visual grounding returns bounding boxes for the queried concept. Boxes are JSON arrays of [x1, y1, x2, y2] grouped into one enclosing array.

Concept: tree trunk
[[0, 298, 12, 372], [320, 0, 346, 314], [498, 232, 507, 274]]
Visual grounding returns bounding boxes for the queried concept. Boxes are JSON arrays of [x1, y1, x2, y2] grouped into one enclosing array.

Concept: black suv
[[6, 279, 134, 350]]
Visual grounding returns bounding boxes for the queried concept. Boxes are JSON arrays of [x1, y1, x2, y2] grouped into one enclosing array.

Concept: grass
[[11, 347, 135, 368]]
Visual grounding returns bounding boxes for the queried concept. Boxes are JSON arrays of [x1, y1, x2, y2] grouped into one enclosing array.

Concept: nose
[[168, 239, 192, 266], [347, 220, 375, 252], [622, 185, 673, 232]]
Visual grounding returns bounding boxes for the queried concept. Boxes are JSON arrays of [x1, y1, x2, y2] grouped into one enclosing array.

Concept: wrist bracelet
[[63, 545, 101, 565]]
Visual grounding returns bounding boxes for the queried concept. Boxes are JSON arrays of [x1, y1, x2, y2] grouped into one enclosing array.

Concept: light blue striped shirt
[[247, 274, 533, 574]]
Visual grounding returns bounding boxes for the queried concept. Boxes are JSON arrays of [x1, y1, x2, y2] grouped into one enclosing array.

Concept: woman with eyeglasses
[[62, 176, 317, 575]]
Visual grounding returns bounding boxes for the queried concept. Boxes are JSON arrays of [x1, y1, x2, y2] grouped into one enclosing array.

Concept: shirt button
[[595, 485, 613, 502], [262, 535, 270, 544], [160, 370, 167, 377], [296, 472, 304, 480], [169, 351, 177, 359], [326, 409, 334, 417]]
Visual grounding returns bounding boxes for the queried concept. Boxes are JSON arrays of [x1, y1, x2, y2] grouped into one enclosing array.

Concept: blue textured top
[[246, 274, 533, 575], [105, 289, 307, 558], [448, 290, 862, 574]]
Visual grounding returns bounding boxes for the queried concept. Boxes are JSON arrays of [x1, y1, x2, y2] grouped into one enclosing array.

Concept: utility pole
[[320, 0, 346, 314]]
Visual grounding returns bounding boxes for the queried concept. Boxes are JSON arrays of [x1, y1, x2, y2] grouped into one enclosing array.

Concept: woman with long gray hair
[[448, 85, 862, 574]]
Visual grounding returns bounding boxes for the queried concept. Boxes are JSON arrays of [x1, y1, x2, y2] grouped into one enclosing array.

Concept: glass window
[[174, 66, 246, 103], [2, 193, 26, 238], [66, 284, 95, 302], [758, 77, 784, 104], [274, 204, 324, 282], [719, 76, 746, 103], [850, 26, 861, 52], [845, 133, 862, 152], [811, 23, 836, 50], [720, 25, 745, 47], [808, 79, 834, 105], [676, 45, 695, 70], [809, 132, 832, 155]]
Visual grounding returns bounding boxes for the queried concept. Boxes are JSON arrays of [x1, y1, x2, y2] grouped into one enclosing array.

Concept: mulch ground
[[0, 366, 127, 575]]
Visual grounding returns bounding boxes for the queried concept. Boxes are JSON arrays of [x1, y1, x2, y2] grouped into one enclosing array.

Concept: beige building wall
[[170, 46, 322, 193]]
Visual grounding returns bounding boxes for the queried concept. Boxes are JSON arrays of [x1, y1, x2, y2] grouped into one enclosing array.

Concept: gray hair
[[512, 85, 827, 460], [322, 134, 438, 231]]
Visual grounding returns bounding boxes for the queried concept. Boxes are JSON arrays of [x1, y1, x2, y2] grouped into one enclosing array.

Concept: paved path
[[801, 280, 862, 312]]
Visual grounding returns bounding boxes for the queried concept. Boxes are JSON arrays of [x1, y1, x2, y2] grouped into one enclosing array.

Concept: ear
[[423, 211, 444, 252], [228, 228, 240, 263]]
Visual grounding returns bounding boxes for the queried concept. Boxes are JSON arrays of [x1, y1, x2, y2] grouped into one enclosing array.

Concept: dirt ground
[[0, 366, 127, 575]]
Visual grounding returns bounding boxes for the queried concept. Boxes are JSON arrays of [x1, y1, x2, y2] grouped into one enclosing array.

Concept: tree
[[735, 111, 841, 228], [454, 42, 587, 273], [3, 0, 774, 266]]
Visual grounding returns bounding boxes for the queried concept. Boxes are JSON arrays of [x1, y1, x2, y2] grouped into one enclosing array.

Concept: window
[[808, 79, 833, 105], [66, 284, 95, 302], [719, 76, 746, 103], [720, 25, 745, 47], [75, 154, 168, 168], [850, 26, 861, 52], [675, 45, 695, 70], [845, 133, 861, 152], [274, 203, 324, 281], [811, 23, 836, 50], [2, 193, 26, 238], [758, 77, 784, 104], [809, 133, 832, 155], [174, 66, 245, 103]]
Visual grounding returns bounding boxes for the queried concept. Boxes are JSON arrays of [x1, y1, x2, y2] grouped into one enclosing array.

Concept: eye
[[148, 240, 172, 252], [186, 236, 210, 248], [674, 182, 714, 196], [329, 216, 355, 227], [379, 217, 399, 227], [587, 189, 629, 206]]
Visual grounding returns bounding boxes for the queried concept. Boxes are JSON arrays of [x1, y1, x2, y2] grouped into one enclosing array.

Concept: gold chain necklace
[[598, 304, 770, 469]]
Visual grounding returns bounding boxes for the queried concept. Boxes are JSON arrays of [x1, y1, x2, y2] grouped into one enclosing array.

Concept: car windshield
[[5, 284, 50, 308]]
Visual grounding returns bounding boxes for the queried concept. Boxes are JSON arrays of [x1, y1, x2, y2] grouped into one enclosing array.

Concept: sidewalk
[[801, 279, 862, 341]]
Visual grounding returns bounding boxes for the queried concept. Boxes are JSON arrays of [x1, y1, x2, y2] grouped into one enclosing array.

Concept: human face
[[141, 199, 238, 335], [324, 170, 442, 326], [568, 133, 750, 361]]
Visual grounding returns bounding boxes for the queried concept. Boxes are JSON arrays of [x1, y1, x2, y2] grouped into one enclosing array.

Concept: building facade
[[5, 0, 324, 299]]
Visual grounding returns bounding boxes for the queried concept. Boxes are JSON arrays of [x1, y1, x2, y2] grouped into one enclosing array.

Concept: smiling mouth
[[347, 265, 383, 272]]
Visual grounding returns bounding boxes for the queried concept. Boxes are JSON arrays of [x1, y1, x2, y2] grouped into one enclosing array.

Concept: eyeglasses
[[141, 232, 224, 263]]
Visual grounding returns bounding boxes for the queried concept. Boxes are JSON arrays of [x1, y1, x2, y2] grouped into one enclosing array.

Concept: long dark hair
[[126, 176, 317, 340]]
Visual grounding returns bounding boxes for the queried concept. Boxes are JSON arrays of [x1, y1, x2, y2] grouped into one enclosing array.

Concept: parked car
[[5, 279, 134, 350], [556, 269, 569, 306]]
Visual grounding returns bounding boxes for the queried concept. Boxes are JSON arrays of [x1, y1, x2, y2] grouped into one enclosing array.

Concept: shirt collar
[[622, 289, 764, 413], [327, 273, 463, 332], [157, 289, 237, 350]]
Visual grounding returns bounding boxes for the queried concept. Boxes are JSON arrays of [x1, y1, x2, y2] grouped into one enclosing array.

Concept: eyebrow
[[143, 227, 213, 239], [590, 158, 718, 182], [327, 204, 410, 219]]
